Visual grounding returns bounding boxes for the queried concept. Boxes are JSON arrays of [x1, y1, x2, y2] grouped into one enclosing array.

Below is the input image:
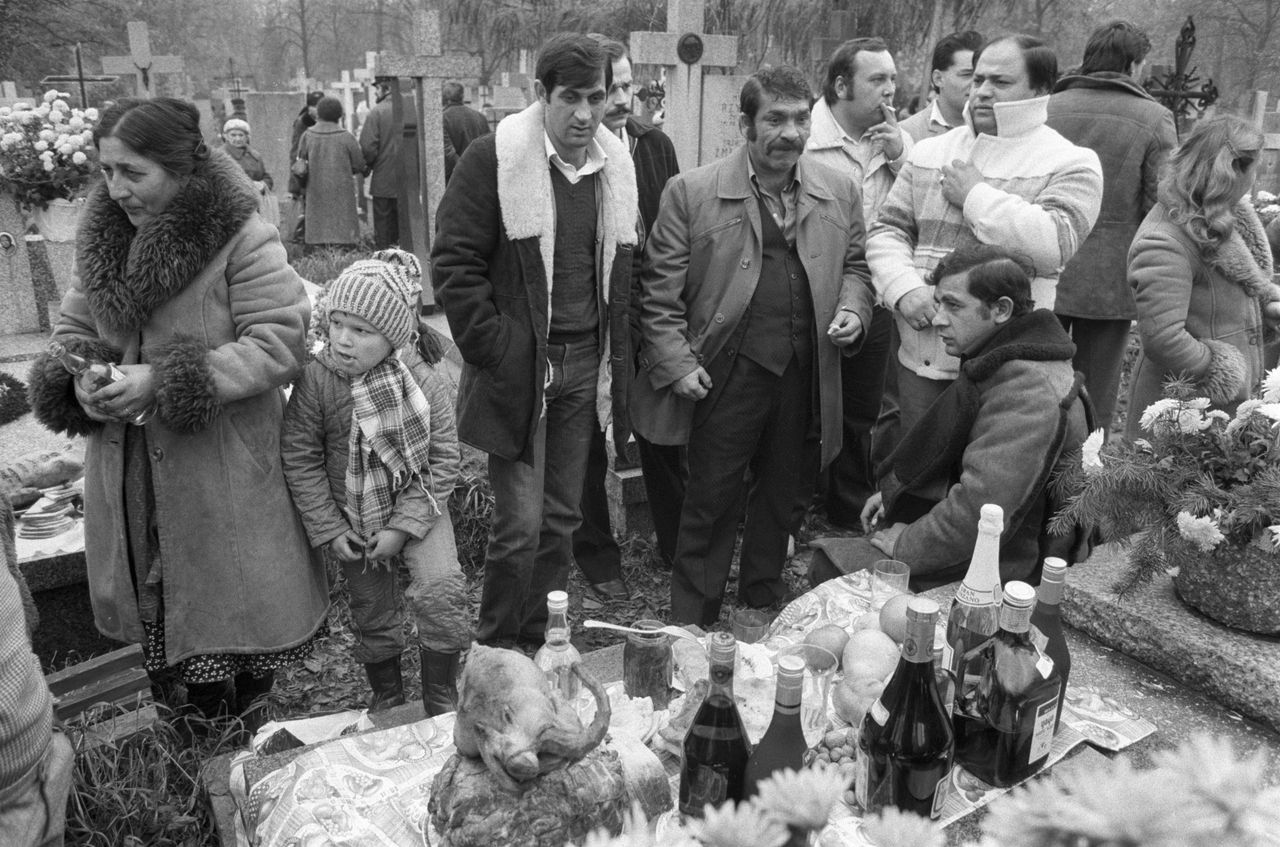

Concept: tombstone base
[[605, 464, 654, 542], [1063, 543, 1280, 734]]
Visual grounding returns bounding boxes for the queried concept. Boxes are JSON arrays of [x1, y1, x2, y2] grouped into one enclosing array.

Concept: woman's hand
[[367, 528, 409, 568], [73, 373, 119, 423], [329, 530, 366, 563], [86, 364, 156, 422]]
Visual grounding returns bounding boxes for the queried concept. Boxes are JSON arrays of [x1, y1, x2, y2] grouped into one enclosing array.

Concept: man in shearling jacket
[[432, 33, 639, 645], [868, 34, 1102, 476]]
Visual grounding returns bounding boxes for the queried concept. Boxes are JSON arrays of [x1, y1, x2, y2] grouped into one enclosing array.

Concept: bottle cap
[[777, 653, 805, 678], [707, 631, 737, 663], [905, 596, 940, 621], [978, 503, 1005, 533], [546, 590, 568, 610], [1002, 581, 1036, 609], [1041, 557, 1068, 582]]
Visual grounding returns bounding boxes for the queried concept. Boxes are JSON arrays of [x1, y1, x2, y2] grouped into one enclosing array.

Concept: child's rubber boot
[[364, 656, 406, 712], [419, 648, 460, 717]]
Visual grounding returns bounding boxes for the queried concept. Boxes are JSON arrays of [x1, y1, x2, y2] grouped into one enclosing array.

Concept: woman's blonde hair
[[1160, 115, 1263, 253]]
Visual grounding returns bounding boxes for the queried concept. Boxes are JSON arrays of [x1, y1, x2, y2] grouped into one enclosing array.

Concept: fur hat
[[327, 258, 421, 350], [222, 118, 250, 136]]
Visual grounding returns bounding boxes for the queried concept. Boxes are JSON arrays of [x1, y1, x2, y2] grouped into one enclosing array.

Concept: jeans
[[477, 338, 599, 642], [343, 511, 471, 662], [0, 730, 73, 847]]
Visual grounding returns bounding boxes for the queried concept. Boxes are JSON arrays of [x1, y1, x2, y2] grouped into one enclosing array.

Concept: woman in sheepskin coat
[[1126, 116, 1280, 440], [26, 98, 327, 721]]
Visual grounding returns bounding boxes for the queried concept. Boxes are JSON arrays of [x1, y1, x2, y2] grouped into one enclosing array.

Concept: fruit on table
[[832, 674, 885, 726], [842, 629, 899, 681], [878, 592, 915, 644], [813, 726, 860, 805], [851, 611, 881, 633], [804, 625, 850, 668]]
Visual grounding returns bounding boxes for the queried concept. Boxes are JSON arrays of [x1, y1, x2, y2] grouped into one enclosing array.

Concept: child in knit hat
[[281, 250, 468, 715]]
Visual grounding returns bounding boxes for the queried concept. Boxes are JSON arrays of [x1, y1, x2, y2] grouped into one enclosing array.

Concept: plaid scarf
[[344, 353, 435, 536]]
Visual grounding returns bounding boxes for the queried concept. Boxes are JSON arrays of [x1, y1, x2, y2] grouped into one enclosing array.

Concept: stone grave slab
[[244, 92, 299, 212], [1062, 542, 1280, 734], [0, 200, 40, 335], [700, 73, 749, 163]]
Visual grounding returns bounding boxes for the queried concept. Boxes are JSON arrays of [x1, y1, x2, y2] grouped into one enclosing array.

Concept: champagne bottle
[[1029, 557, 1071, 730], [48, 340, 154, 425], [742, 653, 806, 799], [955, 581, 1063, 788], [945, 504, 1004, 715], [533, 591, 582, 702], [857, 597, 955, 819], [679, 631, 753, 817]]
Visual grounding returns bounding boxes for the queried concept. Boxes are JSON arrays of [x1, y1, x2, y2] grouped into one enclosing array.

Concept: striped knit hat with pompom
[[326, 255, 422, 350]]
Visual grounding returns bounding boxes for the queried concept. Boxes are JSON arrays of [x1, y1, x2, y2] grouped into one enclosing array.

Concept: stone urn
[[1173, 540, 1280, 635], [28, 197, 86, 243]]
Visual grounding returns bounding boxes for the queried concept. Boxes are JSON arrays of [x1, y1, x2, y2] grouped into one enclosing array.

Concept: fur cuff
[[1198, 339, 1248, 405], [25, 337, 120, 436], [151, 335, 220, 434]]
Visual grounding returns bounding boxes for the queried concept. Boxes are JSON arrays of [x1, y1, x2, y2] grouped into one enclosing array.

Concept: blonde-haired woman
[[1125, 115, 1280, 439]]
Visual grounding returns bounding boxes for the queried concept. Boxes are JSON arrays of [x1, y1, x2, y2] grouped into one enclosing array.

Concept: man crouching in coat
[[632, 65, 875, 626]]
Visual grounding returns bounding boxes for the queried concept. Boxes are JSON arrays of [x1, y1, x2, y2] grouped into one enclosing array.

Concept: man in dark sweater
[[433, 34, 640, 644], [442, 81, 492, 182], [572, 35, 682, 602]]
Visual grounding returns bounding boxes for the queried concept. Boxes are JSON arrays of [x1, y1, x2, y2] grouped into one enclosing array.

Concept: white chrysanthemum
[[1081, 428, 1105, 474], [68, 115, 84, 131], [1139, 398, 1180, 432], [52, 98, 68, 111], [42, 159, 55, 172], [33, 139, 48, 152], [1205, 410, 1229, 424], [753, 764, 847, 830], [48, 109, 64, 125], [1259, 190, 1279, 203], [42, 89, 58, 103], [0, 107, 10, 117], [1176, 511, 1225, 553], [81, 130, 93, 145], [84, 107, 99, 121], [686, 801, 788, 847], [57, 143, 73, 157], [1262, 367, 1280, 403], [38, 128, 55, 142], [1258, 403, 1280, 422], [1174, 407, 1213, 434], [1269, 526, 1280, 551], [38, 149, 53, 161], [71, 151, 87, 165]]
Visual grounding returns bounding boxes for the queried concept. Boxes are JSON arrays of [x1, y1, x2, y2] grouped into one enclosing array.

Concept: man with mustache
[[867, 34, 1102, 469], [804, 37, 911, 528], [633, 66, 874, 625], [433, 34, 640, 645], [572, 35, 682, 602]]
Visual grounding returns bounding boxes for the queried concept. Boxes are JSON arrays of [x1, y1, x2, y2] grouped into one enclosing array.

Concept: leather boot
[[185, 678, 234, 720], [364, 656, 406, 712], [419, 648, 460, 717], [234, 670, 275, 735]]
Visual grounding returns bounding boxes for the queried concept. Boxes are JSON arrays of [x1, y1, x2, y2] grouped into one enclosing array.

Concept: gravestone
[[194, 99, 220, 147], [332, 70, 365, 135], [0, 201, 40, 335], [101, 22, 185, 98], [243, 92, 299, 225], [376, 5, 482, 290], [631, 0, 742, 168]]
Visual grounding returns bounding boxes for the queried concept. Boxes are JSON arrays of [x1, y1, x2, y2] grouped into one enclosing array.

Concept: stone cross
[[631, 0, 738, 167], [290, 68, 313, 93], [332, 70, 364, 134], [376, 6, 481, 295], [101, 22, 184, 98]]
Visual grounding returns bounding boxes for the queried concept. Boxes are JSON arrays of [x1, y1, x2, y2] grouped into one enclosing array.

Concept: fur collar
[[961, 308, 1076, 383], [1210, 201, 1277, 300], [76, 148, 259, 334], [495, 100, 638, 289]]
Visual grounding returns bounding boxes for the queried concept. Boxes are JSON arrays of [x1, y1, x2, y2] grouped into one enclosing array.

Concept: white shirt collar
[[544, 132, 607, 184]]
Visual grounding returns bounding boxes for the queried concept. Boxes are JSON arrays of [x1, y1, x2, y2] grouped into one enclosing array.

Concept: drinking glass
[[870, 559, 911, 611], [774, 644, 837, 748], [730, 608, 773, 644]]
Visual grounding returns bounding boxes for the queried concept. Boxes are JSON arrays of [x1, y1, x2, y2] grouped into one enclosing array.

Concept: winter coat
[[443, 103, 492, 182], [880, 310, 1093, 588], [225, 144, 273, 190], [631, 145, 876, 466], [1125, 201, 1280, 439], [432, 102, 640, 464], [868, 95, 1103, 382], [298, 121, 365, 245], [360, 94, 417, 199], [625, 116, 680, 235], [280, 348, 460, 548], [1047, 72, 1177, 319], [25, 149, 325, 664]]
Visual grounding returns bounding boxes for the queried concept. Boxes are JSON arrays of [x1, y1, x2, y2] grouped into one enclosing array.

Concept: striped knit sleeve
[[962, 149, 1102, 274], [867, 161, 927, 309]]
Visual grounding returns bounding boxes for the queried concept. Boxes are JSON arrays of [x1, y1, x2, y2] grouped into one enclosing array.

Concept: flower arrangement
[[0, 90, 100, 211], [1253, 189, 1280, 227], [1051, 369, 1280, 596]]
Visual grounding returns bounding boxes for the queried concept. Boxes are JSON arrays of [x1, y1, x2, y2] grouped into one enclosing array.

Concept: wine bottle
[[48, 340, 154, 425], [944, 503, 1004, 716], [1030, 557, 1071, 730], [533, 590, 582, 702], [679, 631, 753, 817], [742, 653, 806, 799], [955, 581, 1063, 788], [857, 597, 955, 819]]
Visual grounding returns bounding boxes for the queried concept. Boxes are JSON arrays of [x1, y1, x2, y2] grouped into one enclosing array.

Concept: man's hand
[[940, 159, 984, 207], [868, 103, 904, 162], [870, 522, 907, 556], [329, 530, 366, 563], [827, 309, 864, 347], [672, 366, 713, 401], [367, 527, 409, 567], [895, 286, 936, 332], [861, 491, 885, 535]]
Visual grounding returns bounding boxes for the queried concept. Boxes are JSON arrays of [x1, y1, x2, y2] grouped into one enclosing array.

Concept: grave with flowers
[[0, 89, 99, 334]]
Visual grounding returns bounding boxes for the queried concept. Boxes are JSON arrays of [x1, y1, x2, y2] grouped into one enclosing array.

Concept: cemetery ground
[[6, 244, 834, 846]]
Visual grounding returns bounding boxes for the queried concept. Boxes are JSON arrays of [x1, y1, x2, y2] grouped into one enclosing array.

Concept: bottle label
[[1028, 695, 1059, 764], [930, 771, 951, 819], [954, 582, 994, 607], [1000, 603, 1033, 634], [869, 698, 889, 726], [1030, 624, 1049, 652], [1035, 653, 1055, 680], [940, 641, 954, 674]]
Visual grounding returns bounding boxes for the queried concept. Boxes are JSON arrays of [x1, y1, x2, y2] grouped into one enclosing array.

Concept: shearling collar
[[1053, 71, 1156, 101], [1213, 200, 1277, 300], [961, 308, 1076, 383], [76, 148, 259, 334]]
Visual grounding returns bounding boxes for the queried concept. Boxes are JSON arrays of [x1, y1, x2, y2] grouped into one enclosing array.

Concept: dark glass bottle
[[955, 581, 1064, 788], [857, 597, 955, 819], [679, 631, 753, 817], [1029, 557, 1071, 731], [742, 653, 806, 799], [48, 340, 154, 425], [945, 503, 1003, 751]]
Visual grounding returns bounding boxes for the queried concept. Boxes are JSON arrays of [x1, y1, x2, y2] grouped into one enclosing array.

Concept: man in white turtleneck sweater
[[867, 34, 1102, 463]]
